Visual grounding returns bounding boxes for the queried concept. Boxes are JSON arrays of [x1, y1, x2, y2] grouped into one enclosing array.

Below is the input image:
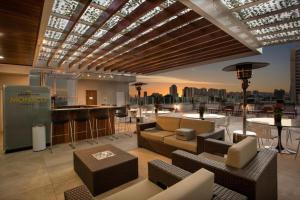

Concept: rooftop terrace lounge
[[0, 0, 300, 200]]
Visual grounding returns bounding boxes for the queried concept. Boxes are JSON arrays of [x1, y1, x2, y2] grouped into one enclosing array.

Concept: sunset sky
[[129, 42, 300, 97]]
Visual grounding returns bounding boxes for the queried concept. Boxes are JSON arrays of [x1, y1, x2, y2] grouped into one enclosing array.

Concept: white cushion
[[148, 168, 214, 200], [103, 180, 163, 200], [225, 137, 257, 169]]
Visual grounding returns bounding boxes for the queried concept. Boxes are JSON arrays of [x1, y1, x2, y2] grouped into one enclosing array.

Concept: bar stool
[[115, 107, 130, 137], [50, 110, 73, 152], [92, 109, 112, 142], [71, 109, 93, 147]]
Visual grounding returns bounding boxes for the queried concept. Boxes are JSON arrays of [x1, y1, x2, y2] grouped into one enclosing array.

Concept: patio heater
[[131, 82, 147, 122], [223, 62, 269, 136]]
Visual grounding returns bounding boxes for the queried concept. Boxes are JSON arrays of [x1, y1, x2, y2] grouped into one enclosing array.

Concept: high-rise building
[[290, 48, 300, 103], [169, 84, 178, 97], [274, 89, 285, 100]]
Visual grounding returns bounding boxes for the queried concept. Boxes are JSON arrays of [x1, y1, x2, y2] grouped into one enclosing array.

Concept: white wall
[[0, 73, 29, 132], [77, 79, 129, 105]]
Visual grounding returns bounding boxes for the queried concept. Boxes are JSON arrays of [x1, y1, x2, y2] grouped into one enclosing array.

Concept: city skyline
[[129, 42, 300, 96]]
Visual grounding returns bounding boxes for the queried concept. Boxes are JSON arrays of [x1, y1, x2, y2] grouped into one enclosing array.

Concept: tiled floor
[[0, 117, 300, 200]]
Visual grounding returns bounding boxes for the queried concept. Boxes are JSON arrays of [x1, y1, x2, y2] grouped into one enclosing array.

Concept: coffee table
[[73, 144, 138, 196]]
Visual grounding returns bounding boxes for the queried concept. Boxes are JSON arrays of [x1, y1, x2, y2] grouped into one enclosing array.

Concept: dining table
[[247, 117, 300, 153]]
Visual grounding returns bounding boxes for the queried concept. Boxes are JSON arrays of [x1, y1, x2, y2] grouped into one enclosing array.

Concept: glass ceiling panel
[[93, 28, 108, 39], [72, 23, 90, 35], [246, 8, 300, 28], [120, 22, 140, 34], [257, 29, 300, 41], [43, 39, 59, 47], [66, 34, 80, 44], [78, 46, 89, 52], [92, 0, 113, 7], [139, 6, 162, 23], [48, 15, 69, 30], [80, 5, 103, 24], [62, 43, 74, 49], [251, 20, 300, 35], [120, 0, 146, 17], [84, 38, 97, 46], [52, 0, 79, 17], [234, 0, 300, 20], [161, 0, 177, 8], [220, 0, 254, 9], [109, 34, 123, 43], [45, 30, 64, 40], [103, 15, 122, 30], [262, 35, 300, 45]]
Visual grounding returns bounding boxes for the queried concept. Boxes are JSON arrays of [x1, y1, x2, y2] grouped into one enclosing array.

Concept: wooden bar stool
[[50, 110, 73, 152], [115, 107, 130, 137], [71, 109, 93, 147]]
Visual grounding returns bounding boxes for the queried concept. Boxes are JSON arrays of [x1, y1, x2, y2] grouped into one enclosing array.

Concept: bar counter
[[52, 105, 120, 145]]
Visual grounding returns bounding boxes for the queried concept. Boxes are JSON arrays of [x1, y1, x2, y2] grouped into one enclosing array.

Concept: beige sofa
[[137, 116, 225, 157]]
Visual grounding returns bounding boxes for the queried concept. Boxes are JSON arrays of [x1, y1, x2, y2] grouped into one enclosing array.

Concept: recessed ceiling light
[[87, 74, 90, 77], [0, 33, 4, 37], [0, 55, 4, 59]]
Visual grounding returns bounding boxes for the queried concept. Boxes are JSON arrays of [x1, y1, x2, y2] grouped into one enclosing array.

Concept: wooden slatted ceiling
[[68, 0, 165, 69], [0, 0, 44, 66], [36, 0, 255, 74]]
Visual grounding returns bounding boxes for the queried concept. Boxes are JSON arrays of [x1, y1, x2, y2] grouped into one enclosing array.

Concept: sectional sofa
[[136, 116, 225, 157]]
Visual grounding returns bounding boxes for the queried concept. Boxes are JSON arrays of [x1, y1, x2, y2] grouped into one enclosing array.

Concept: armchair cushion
[[141, 129, 175, 142], [156, 116, 181, 132], [180, 118, 215, 134], [225, 137, 257, 169], [164, 135, 197, 153], [103, 180, 163, 200], [175, 128, 195, 141], [148, 168, 214, 200]]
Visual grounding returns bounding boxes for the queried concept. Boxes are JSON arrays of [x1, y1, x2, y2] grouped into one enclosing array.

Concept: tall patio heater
[[131, 82, 147, 122], [223, 62, 269, 136]]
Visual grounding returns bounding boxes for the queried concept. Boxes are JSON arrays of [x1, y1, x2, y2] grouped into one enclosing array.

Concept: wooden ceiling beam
[[104, 26, 225, 71], [78, 2, 188, 70], [56, 0, 129, 66], [137, 48, 251, 74], [46, 0, 92, 66], [69, 0, 165, 69], [95, 18, 213, 71], [120, 39, 240, 72]]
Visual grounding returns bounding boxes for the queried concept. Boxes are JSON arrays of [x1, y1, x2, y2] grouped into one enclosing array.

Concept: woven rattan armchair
[[172, 138, 277, 200]]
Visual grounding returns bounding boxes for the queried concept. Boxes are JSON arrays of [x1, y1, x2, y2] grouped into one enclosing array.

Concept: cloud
[[136, 75, 234, 86]]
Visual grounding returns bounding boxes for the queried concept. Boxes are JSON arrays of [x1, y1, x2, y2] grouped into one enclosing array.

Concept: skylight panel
[[220, 0, 254, 9], [109, 34, 123, 43], [66, 34, 80, 44], [73, 51, 82, 57], [52, 0, 79, 17], [252, 20, 300, 35], [62, 43, 74, 49], [84, 38, 97, 46], [103, 15, 122, 30], [41, 46, 53, 54], [177, 8, 191, 16], [48, 15, 69, 30], [80, 5, 103, 23], [43, 39, 59, 47], [257, 29, 300, 41], [72, 23, 90, 35], [93, 28, 107, 39], [162, 0, 177, 8], [78, 46, 89, 52], [235, 0, 300, 20], [45, 30, 64, 40], [120, 0, 145, 17], [139, 6, 162, 23], [92, 0, 113, 8]]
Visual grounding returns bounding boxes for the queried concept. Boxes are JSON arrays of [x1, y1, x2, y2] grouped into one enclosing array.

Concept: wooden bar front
[[51, 106, 118, 145]]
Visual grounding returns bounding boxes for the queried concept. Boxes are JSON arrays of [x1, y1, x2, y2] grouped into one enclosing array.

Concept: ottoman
[[74, 144, 138, 196]]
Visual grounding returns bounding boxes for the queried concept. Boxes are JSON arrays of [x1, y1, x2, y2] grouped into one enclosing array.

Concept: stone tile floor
[[0, 116, 299, 199]]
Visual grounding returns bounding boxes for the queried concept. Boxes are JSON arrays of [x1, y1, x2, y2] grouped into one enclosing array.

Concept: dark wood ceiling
[[0, 0, 45, 66]]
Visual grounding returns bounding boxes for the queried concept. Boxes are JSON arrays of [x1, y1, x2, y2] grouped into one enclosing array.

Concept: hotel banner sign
[[3, 86, 50, 152]]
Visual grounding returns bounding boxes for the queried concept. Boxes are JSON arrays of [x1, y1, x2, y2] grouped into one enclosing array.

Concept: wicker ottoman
[[74, 144, 138, 196]]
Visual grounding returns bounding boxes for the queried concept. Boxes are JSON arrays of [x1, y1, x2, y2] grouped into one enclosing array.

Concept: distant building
[[143, 91, 147, 98], [290, 48, 300, 104], [169, 84, 178, 97]]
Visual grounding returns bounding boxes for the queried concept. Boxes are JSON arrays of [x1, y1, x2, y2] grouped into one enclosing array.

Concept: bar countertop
[[52, 105, 121, 111]]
